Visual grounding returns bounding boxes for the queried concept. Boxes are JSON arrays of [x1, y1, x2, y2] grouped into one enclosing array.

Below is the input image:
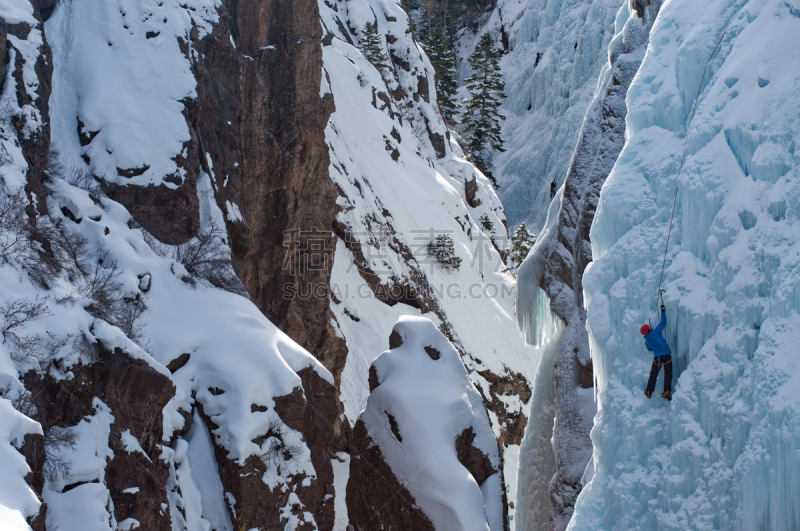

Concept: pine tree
[[478, 213, 494, 233], [360, 22, 390, 71], [423, 28, 459, 121], [463, 33, 506, 188], [507, 222, 535, 270]]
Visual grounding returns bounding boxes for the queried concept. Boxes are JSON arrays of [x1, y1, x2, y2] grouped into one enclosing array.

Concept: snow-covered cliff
[[319, 1, 538, 525], [573, 0, 800, 528], [0, 0, 538, 527]]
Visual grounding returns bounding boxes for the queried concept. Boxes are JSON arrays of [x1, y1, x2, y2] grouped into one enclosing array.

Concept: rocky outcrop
[[71, 1, 351, 521], [516, 2, 662, 530], [22, 341, 175, 530], [347, 317, 507, 531], [0, 7, 52, 216], [347, 325, 437, 530], [347, 418, 436, 531], [202, 366, 339, 530], [188, 0, 347, 382]]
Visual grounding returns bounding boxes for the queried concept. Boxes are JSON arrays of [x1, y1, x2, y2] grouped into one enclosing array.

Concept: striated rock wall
[[188, 0, 347, 379]]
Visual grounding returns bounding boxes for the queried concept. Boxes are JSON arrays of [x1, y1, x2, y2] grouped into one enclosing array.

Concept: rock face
[[0, 3, 52, 216], [1, 0, 534, 526], [515, 2, 662, 530], [188, 0, 347, 380], [347, 317, 507, 531], [170, 2, 352, 523], [39, 0, 350, 522], [22, 341, 175, 530]]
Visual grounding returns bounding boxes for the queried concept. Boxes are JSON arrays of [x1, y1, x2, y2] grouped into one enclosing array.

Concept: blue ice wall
[[576, 0, 800, 529]]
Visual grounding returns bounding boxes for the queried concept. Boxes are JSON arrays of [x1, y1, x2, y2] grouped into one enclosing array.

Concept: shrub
[[427, 233, 462, 270], [147, 219, 247, 296]]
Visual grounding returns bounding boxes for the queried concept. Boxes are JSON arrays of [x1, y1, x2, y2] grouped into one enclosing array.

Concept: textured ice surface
[[514, 2, 659, 528], [575, 0, 800, 529], [473, 0, 623, 230]]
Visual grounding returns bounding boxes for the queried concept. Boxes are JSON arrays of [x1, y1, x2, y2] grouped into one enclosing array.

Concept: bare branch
[[149, 218, 247, 296], [1, 296, 50, 345]]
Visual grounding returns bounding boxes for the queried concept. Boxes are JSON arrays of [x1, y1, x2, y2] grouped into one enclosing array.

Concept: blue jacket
[[645, 311, 672, 357]]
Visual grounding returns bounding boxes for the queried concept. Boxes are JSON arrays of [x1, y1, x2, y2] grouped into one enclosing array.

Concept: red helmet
[[640, 324, 650, 335]]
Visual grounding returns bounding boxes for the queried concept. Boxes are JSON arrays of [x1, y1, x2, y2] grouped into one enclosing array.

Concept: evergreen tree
[[423, 28, 459, 121], [478, 213, 494, 233], [427, 234, 462, 270], [463, 33, 505, 188], [360, 22, 390, 71], [507, 222, 535, 270]]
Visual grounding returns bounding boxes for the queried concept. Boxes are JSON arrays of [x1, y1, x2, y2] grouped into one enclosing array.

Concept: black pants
[[646, 355, 672, 394]]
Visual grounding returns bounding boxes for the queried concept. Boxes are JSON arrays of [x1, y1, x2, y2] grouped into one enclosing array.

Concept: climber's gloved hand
[[661, 304, 665, 313]]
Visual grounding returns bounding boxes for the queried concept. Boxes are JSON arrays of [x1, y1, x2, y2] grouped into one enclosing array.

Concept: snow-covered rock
[[321, 0, 538, 521], [1, 0, 538, 526], [0, 163, 337, 529], [347, 316, 506, 531], [0, 398, 42, 529]]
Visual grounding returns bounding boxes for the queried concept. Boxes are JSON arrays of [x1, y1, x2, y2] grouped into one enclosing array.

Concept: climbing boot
[[644, 390, 652, 399], [661, 391, 672, 401]]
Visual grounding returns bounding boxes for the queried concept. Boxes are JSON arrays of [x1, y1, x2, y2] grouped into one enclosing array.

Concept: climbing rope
[[656, 186, 678, 307], [654, 31, 727, 314]]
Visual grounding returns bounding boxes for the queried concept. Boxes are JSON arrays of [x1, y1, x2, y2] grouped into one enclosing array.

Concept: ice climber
[[641, 304, 672, 400], [550, 180, 556, 200]]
